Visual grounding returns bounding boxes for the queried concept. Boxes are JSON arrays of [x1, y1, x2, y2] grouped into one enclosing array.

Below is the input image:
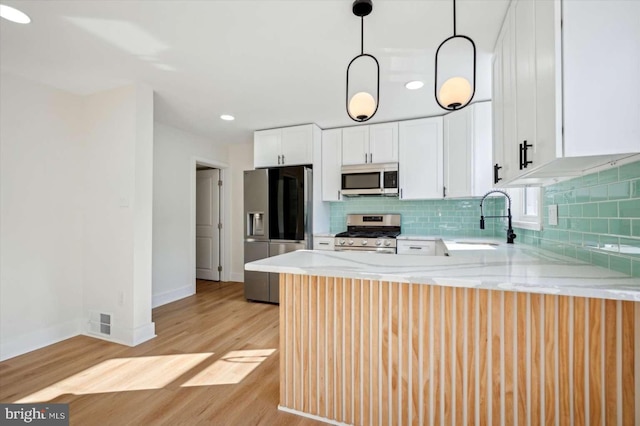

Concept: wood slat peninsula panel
[[279, 274, 637, 426]]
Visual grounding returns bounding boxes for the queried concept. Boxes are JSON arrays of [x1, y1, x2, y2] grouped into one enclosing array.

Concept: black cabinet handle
[[520, 141, 532, 169], [494, 163, 502, 184], [519, 143, 524, 170], [443, 186, 447, 198]]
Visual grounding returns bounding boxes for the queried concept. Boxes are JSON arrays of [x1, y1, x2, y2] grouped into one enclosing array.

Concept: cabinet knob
[[278, 155, 281, 165], [282, 154, 285, 164]]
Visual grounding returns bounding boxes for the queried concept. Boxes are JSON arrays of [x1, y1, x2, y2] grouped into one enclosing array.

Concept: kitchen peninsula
[[245, 241, 640, 425]]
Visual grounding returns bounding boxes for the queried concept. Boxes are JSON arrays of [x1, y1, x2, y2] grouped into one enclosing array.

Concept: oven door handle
[[334, 247, 396, 254]]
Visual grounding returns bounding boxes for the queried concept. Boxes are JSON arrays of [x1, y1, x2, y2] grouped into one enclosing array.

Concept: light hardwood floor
[[0, 281, 322, 425]]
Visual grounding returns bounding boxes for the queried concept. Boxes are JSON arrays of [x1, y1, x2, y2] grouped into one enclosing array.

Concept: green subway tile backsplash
[[598, 168, 618, 184], [619, 161, 640, 181], [619, 199, 640, 217], [608, 181, 630, 200], [329, 196, 503, 238], [328, 161, 640, 277], [514, 160, 640, 277]]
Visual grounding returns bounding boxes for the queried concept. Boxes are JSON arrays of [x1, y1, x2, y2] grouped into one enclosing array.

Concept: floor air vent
[[89, 312, 112, 336]]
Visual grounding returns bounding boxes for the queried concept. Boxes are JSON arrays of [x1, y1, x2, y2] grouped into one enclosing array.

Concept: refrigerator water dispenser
[[247, 212, 264, 236]]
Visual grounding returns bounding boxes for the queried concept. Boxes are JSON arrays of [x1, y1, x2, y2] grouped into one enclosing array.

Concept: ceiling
[[0, 0, 509, 144]]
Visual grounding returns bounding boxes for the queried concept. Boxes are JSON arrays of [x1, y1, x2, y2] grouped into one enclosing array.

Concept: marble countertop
[[244, 238, 640, 301]]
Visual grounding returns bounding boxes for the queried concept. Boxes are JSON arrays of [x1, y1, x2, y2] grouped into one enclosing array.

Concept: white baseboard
[[83, 321, 156, 347], [0, 318, 82, 361], [277, 406, 350, 426], [152, 284, 194, 308], [229, 271, 244, 283], [131, 322, 156, 345]]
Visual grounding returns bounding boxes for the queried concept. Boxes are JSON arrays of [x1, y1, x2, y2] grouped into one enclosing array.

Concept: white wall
[[82, 84, 155, 346], [0, 73, 84, 360], [152, 123, 229, 307], [228, 141, 254, 283]]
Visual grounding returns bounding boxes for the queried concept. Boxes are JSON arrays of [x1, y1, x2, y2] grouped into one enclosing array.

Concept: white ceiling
[[0, 0, 509, 144]]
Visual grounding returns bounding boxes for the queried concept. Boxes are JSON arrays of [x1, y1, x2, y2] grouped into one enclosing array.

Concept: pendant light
[[346, 0, 380, 122], [434, 0, 476, 111]]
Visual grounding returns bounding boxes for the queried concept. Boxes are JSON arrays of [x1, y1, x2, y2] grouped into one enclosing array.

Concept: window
[[523, 187, 540, 218], [508, 187, 542, 231]]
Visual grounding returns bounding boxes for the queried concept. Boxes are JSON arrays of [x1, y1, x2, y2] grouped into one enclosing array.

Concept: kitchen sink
[[454, 241, 500, 246]]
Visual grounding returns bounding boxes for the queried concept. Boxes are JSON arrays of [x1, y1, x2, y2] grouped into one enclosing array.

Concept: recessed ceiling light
[[405, 81, 424, 90], [0, 4, 31, 24], [220, 115, 235, 121]]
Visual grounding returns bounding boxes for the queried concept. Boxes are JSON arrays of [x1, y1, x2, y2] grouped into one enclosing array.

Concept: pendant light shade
[[346, 0, 380, 122], [438, 76, 472, 109], [349, 92, 376, 121], [434, 0, 476, 111]]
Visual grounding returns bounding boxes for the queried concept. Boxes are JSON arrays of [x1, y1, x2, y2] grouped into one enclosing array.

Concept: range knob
[[384, 240, 391, 247], [339, 239, 346, 245], [375, 240, 382, 246], [348, 239, 354, 246], [362, 240, 368, 245]]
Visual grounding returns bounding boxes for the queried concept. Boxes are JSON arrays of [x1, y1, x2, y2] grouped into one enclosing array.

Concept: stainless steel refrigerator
[[244, 166, 312, 303]]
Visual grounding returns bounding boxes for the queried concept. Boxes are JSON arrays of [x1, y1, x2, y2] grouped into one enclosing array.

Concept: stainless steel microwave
[[340, 163, 399, 196]]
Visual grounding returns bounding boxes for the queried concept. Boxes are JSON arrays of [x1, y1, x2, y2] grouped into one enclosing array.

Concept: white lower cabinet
[[313, 236, 335, 251], [397, 240, 436, 256]]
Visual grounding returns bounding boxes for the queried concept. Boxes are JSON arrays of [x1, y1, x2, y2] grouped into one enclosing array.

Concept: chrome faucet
[[480, 190, 516, 244]]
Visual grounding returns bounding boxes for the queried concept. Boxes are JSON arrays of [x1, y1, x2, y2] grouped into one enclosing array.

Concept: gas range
[[334, 214, 401, 254]]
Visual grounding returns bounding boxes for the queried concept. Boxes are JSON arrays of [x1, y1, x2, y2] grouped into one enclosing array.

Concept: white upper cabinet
[[254, 129, 282, 169], [321, 129, 343, 202], [443, 102, 492, 198], [341, 126, 369, 165], [254, 124, 315, 168], [399, 117, 443, 200], [492, 0, 640, 185], [281, 125, 313, 166], [562, 0, 640, 158], [341, 122, 398, 166], [369, 123, 398, 164]]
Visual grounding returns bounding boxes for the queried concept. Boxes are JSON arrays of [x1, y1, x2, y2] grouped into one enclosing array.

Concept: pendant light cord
[[360, 16, 364, 55], [453, 0, 457, 36]]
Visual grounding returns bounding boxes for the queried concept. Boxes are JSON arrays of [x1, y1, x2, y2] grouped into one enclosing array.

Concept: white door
[[196, 169, 220, 281]]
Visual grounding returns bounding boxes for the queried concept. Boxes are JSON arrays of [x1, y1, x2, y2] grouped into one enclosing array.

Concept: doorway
[[196, 166, 221, 282], [190, 157, 230, 293]]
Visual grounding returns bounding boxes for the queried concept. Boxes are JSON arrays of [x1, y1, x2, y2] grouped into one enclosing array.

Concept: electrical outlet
[[548, 204, 558, 226]]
